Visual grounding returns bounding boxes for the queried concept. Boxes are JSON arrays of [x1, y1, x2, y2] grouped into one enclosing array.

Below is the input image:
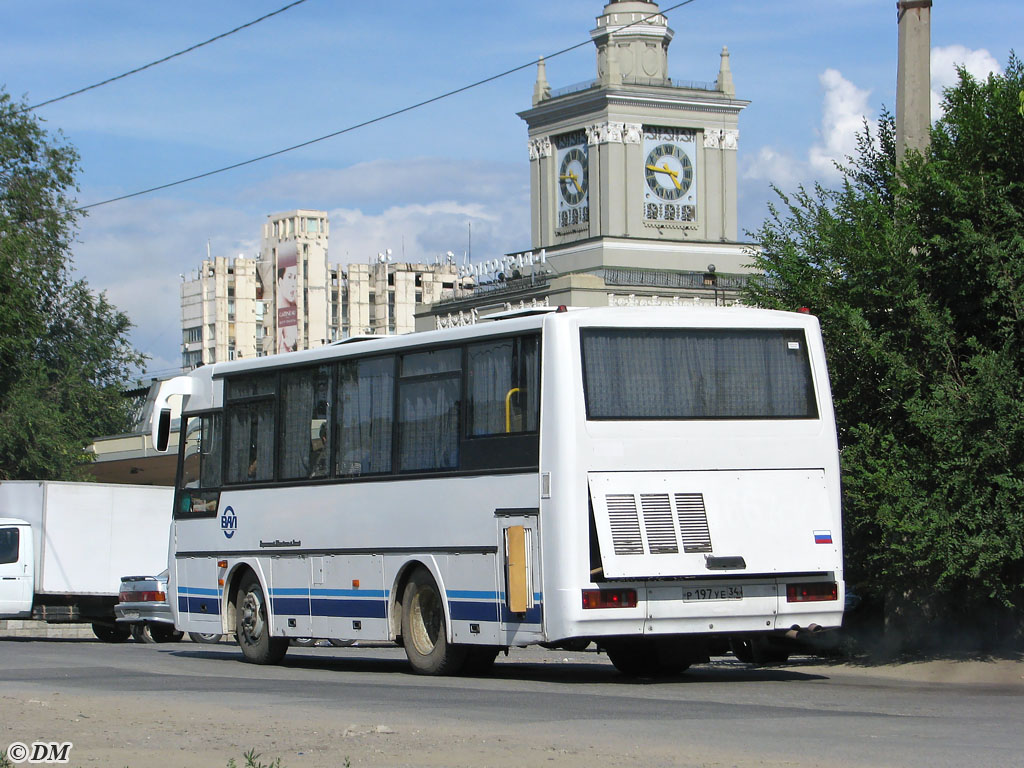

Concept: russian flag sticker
[[814, 530, 833, 544]]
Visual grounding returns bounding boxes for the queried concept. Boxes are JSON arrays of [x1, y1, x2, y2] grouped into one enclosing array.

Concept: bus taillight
[[582, 588, 637, 609], [786, 582, 838, 602]]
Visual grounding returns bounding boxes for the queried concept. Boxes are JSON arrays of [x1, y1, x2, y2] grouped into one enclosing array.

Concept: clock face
[[644, 143, 693, 200], [558, 147, 588, 205], [643, 128, 698, 224], [555, 133, 589, 231]]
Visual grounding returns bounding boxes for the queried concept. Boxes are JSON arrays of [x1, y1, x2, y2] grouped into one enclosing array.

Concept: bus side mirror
[[155, 408, 172, 452]]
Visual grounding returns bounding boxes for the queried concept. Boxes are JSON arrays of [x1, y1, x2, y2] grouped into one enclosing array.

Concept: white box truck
[[0, 481, 173, 642]]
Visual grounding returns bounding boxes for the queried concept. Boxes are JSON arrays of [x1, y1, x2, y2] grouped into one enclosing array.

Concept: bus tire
[[236, 573, 288, 665], [401, 568, 467, 675], [605, 639, 691, 677], [463, 646, 501, 675]]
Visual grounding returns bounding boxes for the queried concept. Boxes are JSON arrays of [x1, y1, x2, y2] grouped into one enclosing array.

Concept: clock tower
[[519, 0, 751, 279], [419, 1, 755, 330]]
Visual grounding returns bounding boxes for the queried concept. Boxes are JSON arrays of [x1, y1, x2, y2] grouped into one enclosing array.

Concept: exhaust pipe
[[784, 623, 823, 640]]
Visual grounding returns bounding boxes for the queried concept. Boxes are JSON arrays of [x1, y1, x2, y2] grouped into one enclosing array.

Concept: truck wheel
[[92, 622, 131, 643], [401, 567, 467, 675], [236, 573, 288, 665]]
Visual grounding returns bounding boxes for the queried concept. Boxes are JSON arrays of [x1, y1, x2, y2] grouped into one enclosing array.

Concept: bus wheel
[[463, 646, 501, 675], [605, 640, 690, 677], [236, 573, 288, 665], [401, 568, 467, 675]]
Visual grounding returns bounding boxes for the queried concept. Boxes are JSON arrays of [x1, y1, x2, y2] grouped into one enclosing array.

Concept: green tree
[[744, 56, 1024, 647], [1, 88, 145, 480]]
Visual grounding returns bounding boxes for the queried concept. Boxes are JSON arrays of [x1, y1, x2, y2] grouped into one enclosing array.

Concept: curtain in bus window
[[398, 377, 460, 471], [467, 337, 539, 436], [226, 400, 276, 483], [336, 357, 394, 476], [468, 340, 513, 436], [181, 417, 203, 489], [582, 329, 817, 419], [200, 414, 222, 487], [279, 367, 331, 480]]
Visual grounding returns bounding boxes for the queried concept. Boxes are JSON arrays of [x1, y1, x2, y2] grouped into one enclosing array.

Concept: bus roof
[[198, 305, 817, 379]]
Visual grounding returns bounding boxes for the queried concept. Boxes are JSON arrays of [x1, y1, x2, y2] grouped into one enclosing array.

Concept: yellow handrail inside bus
[[504, 387, 521, 433]]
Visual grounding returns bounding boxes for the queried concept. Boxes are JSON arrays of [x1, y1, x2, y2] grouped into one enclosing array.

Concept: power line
[[24, 0, 309, 112], [75, 0, 699, 213]]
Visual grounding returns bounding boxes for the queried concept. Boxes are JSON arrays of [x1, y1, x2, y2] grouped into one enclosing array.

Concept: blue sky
[[0, 0, 1017, 376]]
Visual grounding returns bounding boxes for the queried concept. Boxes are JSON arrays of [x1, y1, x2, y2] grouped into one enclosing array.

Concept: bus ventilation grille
[[604, 492, 713, 556]]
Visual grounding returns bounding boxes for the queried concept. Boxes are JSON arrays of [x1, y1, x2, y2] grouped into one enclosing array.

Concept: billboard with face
[[276, 242, 299, 353]]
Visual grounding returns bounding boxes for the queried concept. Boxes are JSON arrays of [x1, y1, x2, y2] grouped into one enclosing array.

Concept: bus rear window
[[581, 328, 818, 420]]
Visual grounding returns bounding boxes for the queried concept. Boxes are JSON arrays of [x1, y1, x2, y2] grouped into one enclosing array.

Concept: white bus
[[151, 305, 844, 675]]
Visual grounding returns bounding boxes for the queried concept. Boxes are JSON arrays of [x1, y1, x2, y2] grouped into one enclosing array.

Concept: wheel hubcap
[[240, 589, 265, 644], [409, 587, 441, 655]]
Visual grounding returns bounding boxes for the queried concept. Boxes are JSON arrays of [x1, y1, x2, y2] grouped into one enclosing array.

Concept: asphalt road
[[1, 638, 1022, 768]]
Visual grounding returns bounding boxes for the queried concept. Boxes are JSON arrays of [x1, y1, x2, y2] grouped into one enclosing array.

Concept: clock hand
[[645, 163, 682, 190], [559, 171, 583, 195]]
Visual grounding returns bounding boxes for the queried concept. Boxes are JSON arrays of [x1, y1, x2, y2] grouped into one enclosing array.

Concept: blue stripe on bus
[[179, 586, 220, 596], [311, 588, 388, 598], [310, 597, 387, 619], [179, 595, 221, 616], [447, 589, 498, 600], [449, 600, 500, 622], [500, 604, 542, 624], [447, 590, 544, 602], [271, 597, 311, 615]]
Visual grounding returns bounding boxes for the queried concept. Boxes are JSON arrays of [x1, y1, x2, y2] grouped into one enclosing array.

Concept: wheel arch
[[223, 559, 269, 636], [389, 557, 450, 642]]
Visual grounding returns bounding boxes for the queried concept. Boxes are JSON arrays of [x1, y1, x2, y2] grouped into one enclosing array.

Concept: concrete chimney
[[895, 0, 932, 159]]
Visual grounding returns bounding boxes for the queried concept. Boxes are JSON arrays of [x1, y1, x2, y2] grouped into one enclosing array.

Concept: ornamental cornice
[[528, 136, 552, 160], [703, 128, 740, 150]]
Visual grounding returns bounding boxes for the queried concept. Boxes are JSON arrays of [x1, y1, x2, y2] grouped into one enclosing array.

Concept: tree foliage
[[744, 56, 1024, 639], [1, 89, 145, 480]]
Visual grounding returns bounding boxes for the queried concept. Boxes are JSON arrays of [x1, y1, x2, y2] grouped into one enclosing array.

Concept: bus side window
[[223, 374, 276, 485], [335, 356, 395, 477], [467, 335, 539, 437], [279, 365, 331, 480], [397, 348, 461, 472]]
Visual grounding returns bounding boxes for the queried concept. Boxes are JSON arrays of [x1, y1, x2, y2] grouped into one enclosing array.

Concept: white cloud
[[930, 45, 1002, 119], [71, 197, 263, 377], [742, 146, 805, 189], [68, 158, 530, 377], [808, 68, 875, 179], [327, 199, 525, 268], [741, 67, 874, 203]]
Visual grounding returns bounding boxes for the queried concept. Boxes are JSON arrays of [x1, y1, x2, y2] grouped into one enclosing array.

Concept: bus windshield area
[[581, 328, 818, 420]]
